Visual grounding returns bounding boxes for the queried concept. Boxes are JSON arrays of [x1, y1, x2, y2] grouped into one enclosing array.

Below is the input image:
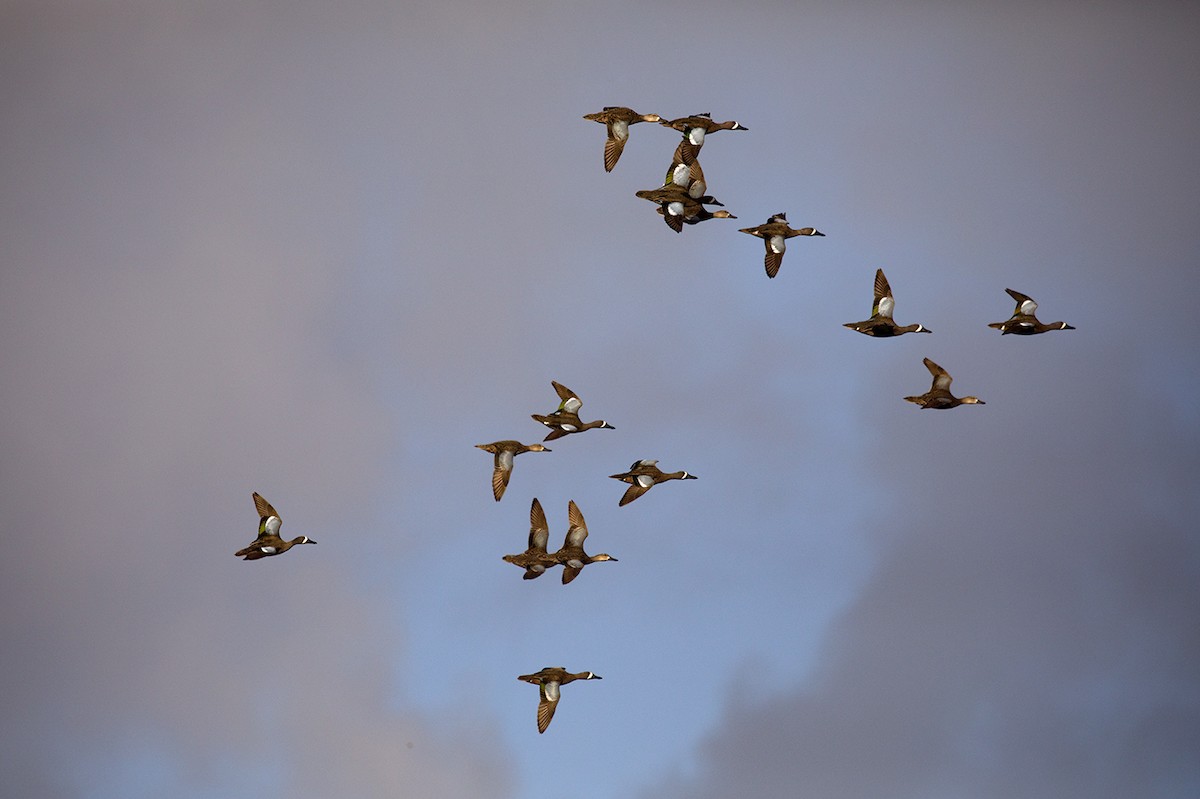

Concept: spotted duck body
[[475, 440, 550, 501], [738, 213, 824, 278], [530, 380, 614, 441], [517, 666, 602, 733], [844, 268, 931, 337], [904, 357, 985, 409], [988, 288, 1075, 335], [582, 107, 663, 172], [552, 500, 617, 584], [501, 498, 560, 580], [235, 492, 316, 560]]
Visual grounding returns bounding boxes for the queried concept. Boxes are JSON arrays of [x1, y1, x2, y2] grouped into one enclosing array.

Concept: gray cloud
[[3, 2, 1199, 798]]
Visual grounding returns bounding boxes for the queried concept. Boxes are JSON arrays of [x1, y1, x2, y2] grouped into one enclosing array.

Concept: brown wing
[[619, 483, 650, 507], [662, 211, 684, 233], [565, 501, 588, 548], [491, 454, 512, 501], [923, 357, 953, 391], [1004, 288, 1038, 315], [253, 492, 277, 522], [676, 139, 701, 166], [561, 566, 582, 585], [551, 381, 581, 413], [252, 492, 281, 536], [764, 245, 784, 279], [873, 269, 893, 315], [529, 498, 550, 552], [537, 682, 560, 733], [603, 132, 626, 172]]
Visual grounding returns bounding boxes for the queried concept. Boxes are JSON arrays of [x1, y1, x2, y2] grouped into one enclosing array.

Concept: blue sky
[[2, 2, 1198, 797]]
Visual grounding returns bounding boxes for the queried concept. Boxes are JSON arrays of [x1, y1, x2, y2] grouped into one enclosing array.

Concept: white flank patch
[[260, 546, 277, 554]]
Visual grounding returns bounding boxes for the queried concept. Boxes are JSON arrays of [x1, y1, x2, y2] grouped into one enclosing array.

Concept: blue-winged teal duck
[[655, 205, 737, 227], [502, 498, 560, 580], [904, 357, 985, 409], [517, 666, 602, 733], [659, 112, 748, 165], [988, 288, 1075, 334], [609, 459, 697, 506], [844, 269, 931, 337], [582, 107, 662, 172], [738, 213, 824, 278], [475, 440, 550, 501], [636, 184, 727, 233], [531, 381, 615, 441], [552, 500, 617, 584], [235, 492, 316, 560]]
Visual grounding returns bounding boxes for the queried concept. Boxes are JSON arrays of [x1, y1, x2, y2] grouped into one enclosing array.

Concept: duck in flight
[[988, 288, 1075, 335], [235, 493, 316, 560], [517, 666, 602, 733], [904, 358, 985, 409], [530, 381, 615, 441]]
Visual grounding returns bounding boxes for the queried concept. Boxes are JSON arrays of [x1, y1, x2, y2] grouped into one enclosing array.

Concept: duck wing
[[873, 269, 895, 318], [619, 481, 651, 507], [923, 357, 953, 391], [764, 238, 785, 279], [564, 500, 589, 548], [551, 381, 582, 414], [603, 126, 627, 172], [537, 680, 561, 733], [252, 492, 282, 538], [528, 498, 550, 552], [1004, 288, 1038, 316], [492, 449, 514, 501]]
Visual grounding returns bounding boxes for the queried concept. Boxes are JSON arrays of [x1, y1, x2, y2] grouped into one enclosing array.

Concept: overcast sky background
[[2, 1, 1199, 797]]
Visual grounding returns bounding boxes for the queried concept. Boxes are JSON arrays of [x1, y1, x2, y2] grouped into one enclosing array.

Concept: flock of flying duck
[[233, 106, 1075, 734], [583, 105, 1074, 409]]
